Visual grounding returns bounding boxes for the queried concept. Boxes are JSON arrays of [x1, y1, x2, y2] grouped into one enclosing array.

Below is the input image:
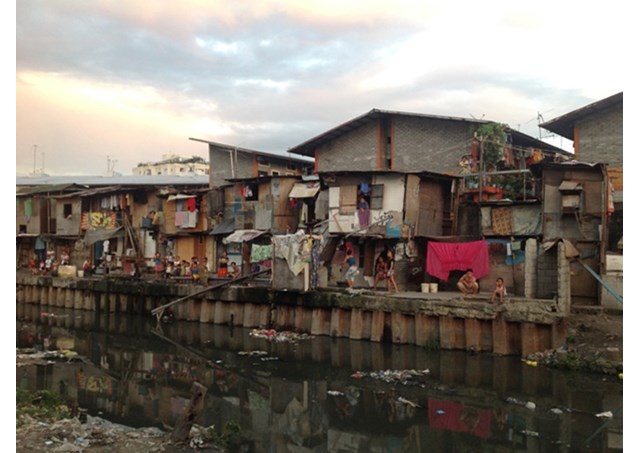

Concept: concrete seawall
[[16, 273, 568, 357]]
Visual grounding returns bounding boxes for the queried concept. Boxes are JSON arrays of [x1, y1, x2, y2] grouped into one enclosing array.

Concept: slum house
[[190, 138, 314, 276], [287, 108, 568, 292], [189, 138, 313, 188], [527, 161, 611, 307], [453, 130, 573, 296], [16, 183, 87, 268], [159, 188, 212, 272], [16, 175, 210, 274], [539, 92, 623, 254], [539, 93, 622, 309], [210, 175, 314, 277]]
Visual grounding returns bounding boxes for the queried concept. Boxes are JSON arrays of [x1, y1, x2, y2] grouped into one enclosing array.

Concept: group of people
[[341, 247, 398, 291], [153, 252, 243, 282], [339, 247, 506, 301], [216, 252, 241, 279], [373, 249, 399, 291], [29, 248, 71, 276], [457, 269, 506, 303], [154, 253, 211, 282]]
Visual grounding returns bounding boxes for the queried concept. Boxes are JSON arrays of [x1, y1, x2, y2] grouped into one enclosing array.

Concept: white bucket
[[77, 270, 84, 278], [421, 283, 430, 293], [429, 283, 438, 293]]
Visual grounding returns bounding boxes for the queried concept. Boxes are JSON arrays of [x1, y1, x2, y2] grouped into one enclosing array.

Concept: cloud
[[16, 0, 626, 175]]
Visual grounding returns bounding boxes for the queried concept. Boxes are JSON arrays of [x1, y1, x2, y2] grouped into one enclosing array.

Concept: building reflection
[[17, 304, 622, 452]]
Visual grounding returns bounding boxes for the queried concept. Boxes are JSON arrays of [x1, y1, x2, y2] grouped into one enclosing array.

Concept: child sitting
[[491, 277, 506, 304]]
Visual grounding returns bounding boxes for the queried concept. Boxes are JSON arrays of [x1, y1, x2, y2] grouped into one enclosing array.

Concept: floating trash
[[398, 397, 421, 408], [521, 430, 540, 437], [595, 411, 613, 419], [238, 350, 268, 356], [249, 329, 315, 343], [350, 369, 430, 384], [550, 408, 563, 414], [525, 402, 536, 410], [328, 390, 345, 396]]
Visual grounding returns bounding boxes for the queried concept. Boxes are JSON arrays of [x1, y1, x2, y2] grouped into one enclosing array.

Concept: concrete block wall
[[392, 116, 471, 174], [536, 247, 558, 299], [557, 242, 571, 314], [316, 121, 379, 172], [576, 104, 623, 166], [601, 272, 623, 311], [524, 239, 537, 298]]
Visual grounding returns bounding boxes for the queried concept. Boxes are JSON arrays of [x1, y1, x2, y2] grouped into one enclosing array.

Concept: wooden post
[[171, 381, 208, 443]]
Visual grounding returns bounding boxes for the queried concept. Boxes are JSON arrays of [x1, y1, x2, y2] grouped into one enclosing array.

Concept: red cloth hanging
[[186, 198, 196, 212], [426, 240, 489, 281]]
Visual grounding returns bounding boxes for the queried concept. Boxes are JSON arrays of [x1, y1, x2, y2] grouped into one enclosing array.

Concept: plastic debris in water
[[436, 410, 445, 415], [328, 390, 344, 396], [249, 329, 315, 343], [238, 350, 268, 356], [595, 411, 613, 418], [521, 430, 540, 437], [525, 402, 536, 410], [350, 369, 430, 384], [398, 397, 421, 408], [550, 408, 563, 414]]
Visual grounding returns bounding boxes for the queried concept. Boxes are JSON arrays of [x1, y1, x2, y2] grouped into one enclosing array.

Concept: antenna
[[106, 155, 118, 176], [33, 145, 37, 175]]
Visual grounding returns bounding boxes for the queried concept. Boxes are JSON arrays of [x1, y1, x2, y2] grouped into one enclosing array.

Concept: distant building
[[133, 154, 210, 176]]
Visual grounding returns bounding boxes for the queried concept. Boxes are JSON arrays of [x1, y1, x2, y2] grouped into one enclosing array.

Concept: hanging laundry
[[174, 211, 185, 227], [186, 197, 196, 212], [532, 148, 544, 163], [187, 211, 198, 228], [608, 181, 615, 217], [251, 244, 273, 263], [426, 240, 489, 281], [358, 182, 370, 195]]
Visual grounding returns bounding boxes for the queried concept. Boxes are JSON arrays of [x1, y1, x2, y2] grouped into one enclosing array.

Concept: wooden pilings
[[15, 279, 565, 357]]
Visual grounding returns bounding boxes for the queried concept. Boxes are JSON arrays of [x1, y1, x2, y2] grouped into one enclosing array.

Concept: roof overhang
[[539, 92, 623, 140]]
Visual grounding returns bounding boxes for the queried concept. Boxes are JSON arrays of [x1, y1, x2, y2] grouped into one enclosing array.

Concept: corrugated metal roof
[[16, 175, 210, 187], [16, 183, 87, 196]]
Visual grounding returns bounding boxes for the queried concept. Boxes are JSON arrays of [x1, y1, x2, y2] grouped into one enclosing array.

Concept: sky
[[14, 0, 629, 177]]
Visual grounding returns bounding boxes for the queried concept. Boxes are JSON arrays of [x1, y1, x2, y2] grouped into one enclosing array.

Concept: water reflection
[[16, 303, 622, 452]]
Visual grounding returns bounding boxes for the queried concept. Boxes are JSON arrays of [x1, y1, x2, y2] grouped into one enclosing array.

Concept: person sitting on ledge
[[457, 269, 479, 297], [491, 277, 506, 304], [229, 261, 240, 279]]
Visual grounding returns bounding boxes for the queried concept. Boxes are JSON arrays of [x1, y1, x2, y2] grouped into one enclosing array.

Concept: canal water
[[16, 303, 622, 452]]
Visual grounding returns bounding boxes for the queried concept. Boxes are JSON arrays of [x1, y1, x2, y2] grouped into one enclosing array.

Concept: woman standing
[[386, 249, 399, 292]]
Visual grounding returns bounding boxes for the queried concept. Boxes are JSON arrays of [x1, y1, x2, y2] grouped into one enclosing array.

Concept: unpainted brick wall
[[576, 104, 623, 166]]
